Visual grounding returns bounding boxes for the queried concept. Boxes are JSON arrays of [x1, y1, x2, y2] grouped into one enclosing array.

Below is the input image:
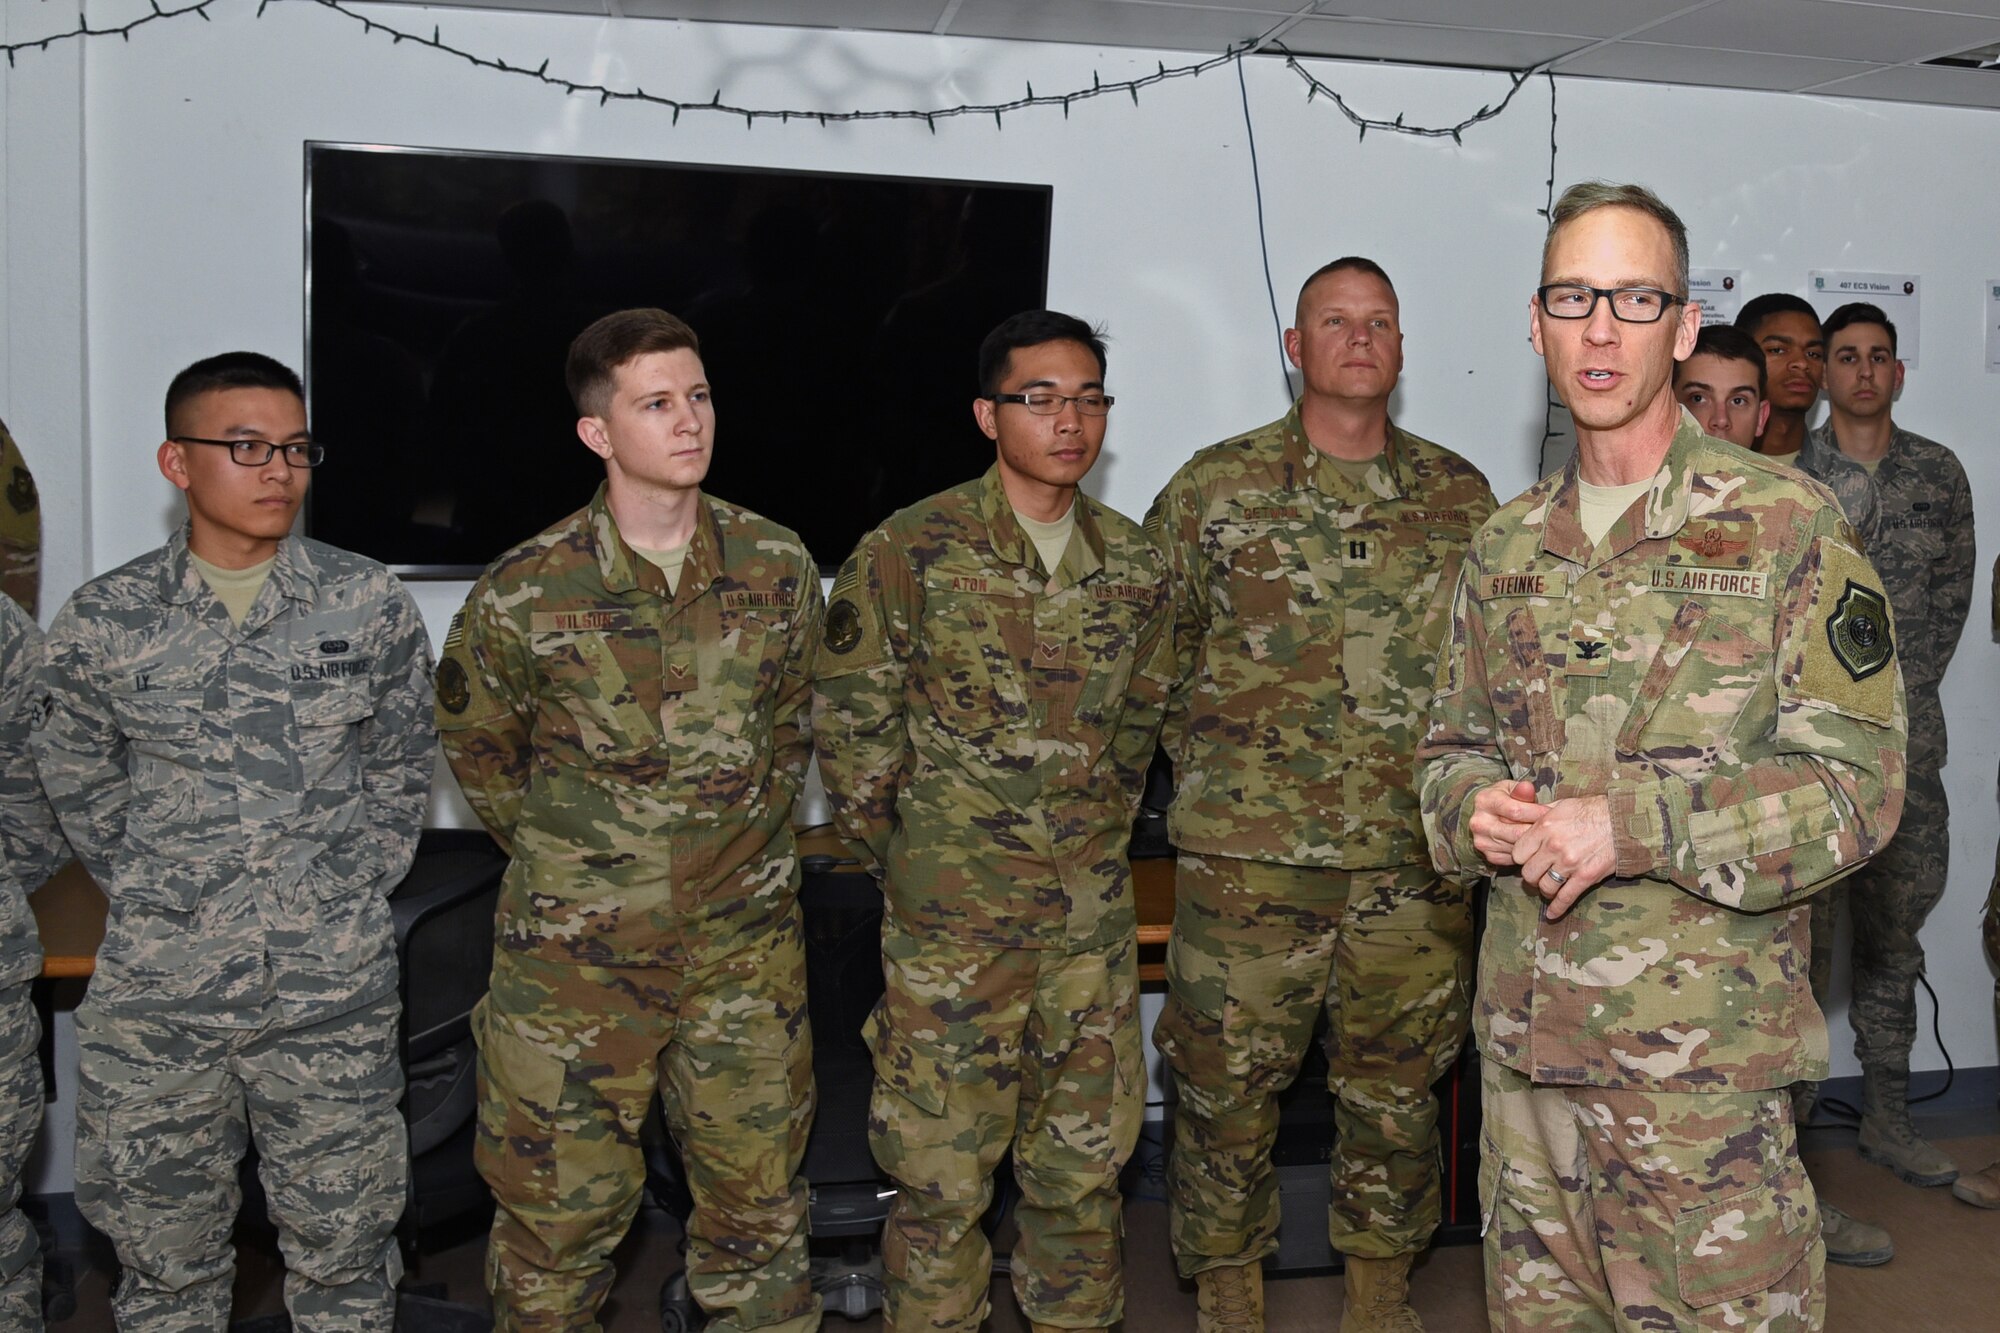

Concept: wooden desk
[[31, 861, 105, 979], [1134, 855, 1174, 983]]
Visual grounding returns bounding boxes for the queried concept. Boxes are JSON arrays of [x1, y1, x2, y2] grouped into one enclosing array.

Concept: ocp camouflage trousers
[[867, 927, 1143, 1333], [74, 991, 407, 1333], [474, 928, 818, 1333], [1154, 854, 1472, 1272], [1808, 764, 1949, 1073], [0, 984, 42, 1332], [1481, 1061, 1824, 1332]]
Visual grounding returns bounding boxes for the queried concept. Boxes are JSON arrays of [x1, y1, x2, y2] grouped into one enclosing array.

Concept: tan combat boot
[[1857, 1067, 1959, 1187], [1195, 1262, 1264, 1331], [1819, 1201, 1894, 1266], [1953, 1160, 2000, 1208], [1340, 1253, 1423, 1333]]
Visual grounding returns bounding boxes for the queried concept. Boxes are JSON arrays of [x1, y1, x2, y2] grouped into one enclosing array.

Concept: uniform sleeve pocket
[[472, 995, 567, 1124], [1672, 1162, 1816, 1309], [863, 1004, 958, 1117]]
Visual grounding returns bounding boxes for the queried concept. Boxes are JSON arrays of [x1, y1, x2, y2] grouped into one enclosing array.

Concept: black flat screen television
[[304, 142, 1052, 576]]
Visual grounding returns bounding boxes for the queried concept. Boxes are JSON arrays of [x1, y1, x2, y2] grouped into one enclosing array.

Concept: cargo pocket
[[471, 998, 576, 1206], [293, 682, 374, 792], [863, 1004, 976, 1200], [1673, 1157, 1817, 1316], [77, 1084, 239, 1243], [1477, 1139, 1502, 1238], [108, 691, 204, 828]]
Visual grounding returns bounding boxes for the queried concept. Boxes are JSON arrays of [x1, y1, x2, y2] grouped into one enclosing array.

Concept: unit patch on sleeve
[[1827, 579, 1894, 681], [435, 656, 472, 715]]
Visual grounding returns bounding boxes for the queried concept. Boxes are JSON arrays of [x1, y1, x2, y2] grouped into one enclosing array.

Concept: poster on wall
[[1688, 269, 1742, 326], [1808, 270, 1921, 368], [1987, 280, 2000, 374]]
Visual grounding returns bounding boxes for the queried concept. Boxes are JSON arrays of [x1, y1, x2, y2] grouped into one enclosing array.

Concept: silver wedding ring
[[1547, 869, 1567, 887]]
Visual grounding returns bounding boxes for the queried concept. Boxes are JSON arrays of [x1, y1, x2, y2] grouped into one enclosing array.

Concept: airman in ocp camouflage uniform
[[437, 310, 823, 1333], [0, 419, 41, 617], [1804, 301, 1975, 1191], [34, 353, 435, 1331], [0, 599, 71, 1331], [1420, 184, 1907, 1332], [1144, 257, 1494, 1333], [814, 312, 1173, 1333], [1951, 558, 2000, 1211]]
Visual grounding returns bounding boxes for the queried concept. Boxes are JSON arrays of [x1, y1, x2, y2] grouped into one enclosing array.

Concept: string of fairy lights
[[4, 0, 1549, 147]]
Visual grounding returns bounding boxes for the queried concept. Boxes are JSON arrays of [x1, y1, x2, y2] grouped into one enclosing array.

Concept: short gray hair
[[1541, 181, 1689, 297]]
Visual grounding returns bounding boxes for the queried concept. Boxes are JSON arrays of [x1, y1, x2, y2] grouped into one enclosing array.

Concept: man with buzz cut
[[1146, 257, 1494, 1333], [1809, 300, 1975, 1195], [814, 309, 1173, 1333], [35, 352, 436, 1330], [1678, 318, 1894, 1270], [436, 308, 825, 1333], [1735, 292, 1824, 463], [1421, 182, 1907, 1330]]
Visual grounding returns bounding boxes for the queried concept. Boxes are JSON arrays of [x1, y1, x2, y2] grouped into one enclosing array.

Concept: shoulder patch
[[1826, 580, 1893, 681], [435, 656, 472, 715], [1787, 538, 1897, 726], [815, 555, 887, 676]]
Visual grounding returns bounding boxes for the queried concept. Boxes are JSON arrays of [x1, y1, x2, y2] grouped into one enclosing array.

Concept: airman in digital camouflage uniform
[[0, 419, 41, 617], [1680, 317, 1895, 1266], [1419, 183, 1907, 1332], [1144, 258, 1494, 1333], [1806, 301, 1975, 1193], [1952, 558, 2000, 1211], [0, 598, 71, 1330], [34, 352, 436, 1331], [436, 309, 824, 1333], [814, 310, 1173, 1333]]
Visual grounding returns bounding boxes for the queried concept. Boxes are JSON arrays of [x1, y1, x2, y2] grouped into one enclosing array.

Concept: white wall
[[4, 1, 1996, 1101]]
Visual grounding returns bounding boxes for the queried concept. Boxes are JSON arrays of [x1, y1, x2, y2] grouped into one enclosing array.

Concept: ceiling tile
[[1556, 40, 1880, 90], [1802, 59, 2000, 104], [947, 0, 1294, 51], [1830, 0, 2000, 17], [1640, 0, 2000, 63], [1280, 18, 1592, 68], [1291, 1, 1718, 40], [377, 0, 609, 14], [616, 0, 951, 30]]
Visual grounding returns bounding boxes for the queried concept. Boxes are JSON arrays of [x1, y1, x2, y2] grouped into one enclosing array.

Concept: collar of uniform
[[1798, 422, 1842, 479], [1281, 401, 1410, 504], [1540, 408, 1702, 566], [1814, 419, 1910, 486], [157, 524, 317, 608], [976, 464, 1106, 586], [588, 483, 722, 602]]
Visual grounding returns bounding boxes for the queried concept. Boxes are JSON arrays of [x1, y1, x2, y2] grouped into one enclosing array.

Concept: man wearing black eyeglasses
[[1419, 183, 1907, 1331], [33, 352, 435, 1330], [815, 310, 1173, 1333]]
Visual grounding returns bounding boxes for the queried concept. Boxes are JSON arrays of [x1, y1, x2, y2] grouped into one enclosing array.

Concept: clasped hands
[[1468, 779, 1615, 920]]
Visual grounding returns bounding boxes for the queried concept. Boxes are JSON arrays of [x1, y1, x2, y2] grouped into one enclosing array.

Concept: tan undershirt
[[1015, 503, 1077, 576], [629, 541, 689, 595], [189, 551, 276, 626], [1577, 476, 1655, 548], [1763, 449, 1800, 467], [1858, 455, 1884, 476]]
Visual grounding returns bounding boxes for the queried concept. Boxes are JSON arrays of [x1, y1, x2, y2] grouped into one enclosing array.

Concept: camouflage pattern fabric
[[73, 992, 407, 1332], [1792, 428, 1880, 553], [0, 599, 67, 1332], [0, 986, 43, 1331], [1807, 765, 1949, 1072], [814, 466, 1169, 1328], [1152, 855, 1471, 1272], [437, 484, 823, 968], [812, 464, 1174, 953], [474, 944, 817, 1333], [866, 926, 1142, 1331], [1480, 1059, 1823, 1332], [1420, 412, 1908, 1094], [1987, 556, 1999, 1038], [1142, 408, 1496, 870], [33, 526, 437, 1027], [1808, 422, 1973, 769], [437, 484, 822, 1331], [0, 420, 40, 618]]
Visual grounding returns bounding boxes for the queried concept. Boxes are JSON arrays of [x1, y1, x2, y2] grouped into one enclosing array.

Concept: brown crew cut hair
[[566, 308, 702, 418]]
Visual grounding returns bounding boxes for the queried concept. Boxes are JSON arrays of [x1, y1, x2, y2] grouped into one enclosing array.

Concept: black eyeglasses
[[989, 392, 1115, 417], [171, 436, 326, 468], [1536, 285, 1686, 324]]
